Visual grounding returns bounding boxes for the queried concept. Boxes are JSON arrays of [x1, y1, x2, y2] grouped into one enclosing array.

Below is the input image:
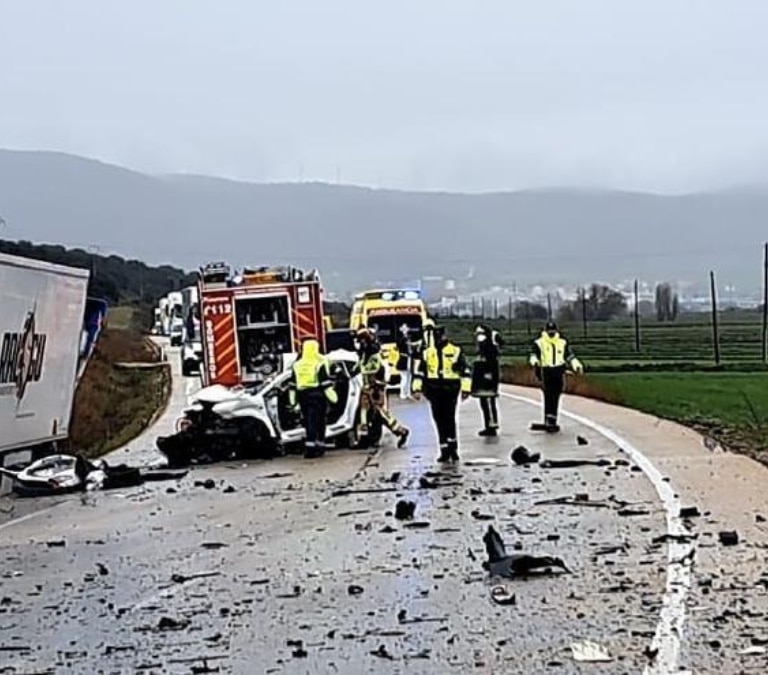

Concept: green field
[[439, 313, 768, 371], [432, 314, 768, 459], [584, 371, 768, 461]]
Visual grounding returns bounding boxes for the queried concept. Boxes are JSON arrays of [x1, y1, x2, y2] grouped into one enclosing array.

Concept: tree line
[[0, 239, 196, 307], [492, 282, 680, 323]]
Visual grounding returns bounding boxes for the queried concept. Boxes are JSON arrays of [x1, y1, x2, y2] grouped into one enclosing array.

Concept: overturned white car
[[156, 349, 367, 467]]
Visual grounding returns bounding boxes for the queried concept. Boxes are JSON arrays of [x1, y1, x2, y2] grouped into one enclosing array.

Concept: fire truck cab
[[198, 262, 326, 388]]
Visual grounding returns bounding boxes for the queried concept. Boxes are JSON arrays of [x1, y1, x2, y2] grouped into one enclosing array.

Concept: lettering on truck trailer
[[0, 309, 47, 405]]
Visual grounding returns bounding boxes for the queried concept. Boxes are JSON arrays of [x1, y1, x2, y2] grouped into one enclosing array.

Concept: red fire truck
[[198, 262, 326, 388]]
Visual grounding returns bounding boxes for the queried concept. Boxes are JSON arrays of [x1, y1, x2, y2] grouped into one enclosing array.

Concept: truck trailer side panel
[[0, 253, 89, 454]]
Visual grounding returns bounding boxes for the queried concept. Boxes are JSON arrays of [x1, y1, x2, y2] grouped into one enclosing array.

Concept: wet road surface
[[1, 357, 767, 674]]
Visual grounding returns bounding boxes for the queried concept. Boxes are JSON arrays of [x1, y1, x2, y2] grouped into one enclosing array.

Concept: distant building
[[419, 276, 445, 303]]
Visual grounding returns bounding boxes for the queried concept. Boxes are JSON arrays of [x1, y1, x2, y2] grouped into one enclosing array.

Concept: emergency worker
[[410, 318, 435, 381], [471, 324, 504, 436], [412, 325, 471, 462], [528, 320, 584, 432], [355, 329, 410, 447], [288, 338, 338, 457], [396, 323, 412, 400]]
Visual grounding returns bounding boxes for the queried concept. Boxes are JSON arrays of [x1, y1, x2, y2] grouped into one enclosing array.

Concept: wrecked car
[[156, 349, 366, 467], [0, 454, 184, 498]]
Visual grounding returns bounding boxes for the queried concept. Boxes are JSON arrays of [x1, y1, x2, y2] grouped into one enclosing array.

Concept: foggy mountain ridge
[[0, 149, 766, 292]]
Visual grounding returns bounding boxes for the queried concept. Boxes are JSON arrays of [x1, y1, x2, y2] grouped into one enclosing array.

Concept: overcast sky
[[1, 1, 767, 193]]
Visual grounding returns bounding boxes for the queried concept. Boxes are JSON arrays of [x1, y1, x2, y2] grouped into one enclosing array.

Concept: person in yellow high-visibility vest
[[412, 325, 471, 462], [355, 328, 410, 448], [288, 338, 338, 457], [528, 320, 584, 432]]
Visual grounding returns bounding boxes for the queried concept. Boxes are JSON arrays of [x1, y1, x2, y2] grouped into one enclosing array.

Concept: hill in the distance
[[0, 149, 766, 292]]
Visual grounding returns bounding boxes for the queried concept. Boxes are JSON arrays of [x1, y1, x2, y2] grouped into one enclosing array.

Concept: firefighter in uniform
[[528, 320, 583, 432], [471, 324, 504, 436], [412, 325, 471, 462], [288, 338, 338, 457], [355, 329, 410, 447]]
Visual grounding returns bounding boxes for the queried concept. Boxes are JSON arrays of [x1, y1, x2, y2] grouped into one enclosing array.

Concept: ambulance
[[349, 289, 428, 386]]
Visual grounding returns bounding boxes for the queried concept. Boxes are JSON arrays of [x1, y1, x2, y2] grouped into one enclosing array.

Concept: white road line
[[0, 503, 64, 535], [501, 391, 694, 675]]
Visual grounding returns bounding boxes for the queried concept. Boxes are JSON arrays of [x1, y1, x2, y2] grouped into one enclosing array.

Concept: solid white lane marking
[[501, 391, 694, 675], [0, 504, 63, 535]]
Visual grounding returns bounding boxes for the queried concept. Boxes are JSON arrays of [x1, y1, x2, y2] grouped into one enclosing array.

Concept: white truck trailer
[[0, 253, 89, 472]]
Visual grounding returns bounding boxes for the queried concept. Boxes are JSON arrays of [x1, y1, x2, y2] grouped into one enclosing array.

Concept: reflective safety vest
[[533, 334, 569, 368], [417, 343, 471, 393], [293, 356, 329, 390], [361, 351, 383, 376]]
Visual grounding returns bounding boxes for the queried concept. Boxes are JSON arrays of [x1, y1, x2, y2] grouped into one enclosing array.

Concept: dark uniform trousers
[[425, 384, 460, 451], [541, 366, 566, 425], [480, 397, 499, 429], [298, 389, 327, 447]]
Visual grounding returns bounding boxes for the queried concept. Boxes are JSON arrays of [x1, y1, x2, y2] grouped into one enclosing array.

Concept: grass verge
[[70, 321, 170, 459], [502, 365, 768, 464]]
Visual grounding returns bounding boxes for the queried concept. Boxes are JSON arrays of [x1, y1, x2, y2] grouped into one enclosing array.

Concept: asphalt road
[[1, 348, 767, 674]]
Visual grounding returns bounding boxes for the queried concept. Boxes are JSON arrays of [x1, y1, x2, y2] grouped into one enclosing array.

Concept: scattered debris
[[511, 446, 540, 466], [194, 479, 216, 490], [331, 487, 398, 497], [171, 571, 221, 584], [338, 509, 371, 518], [370, 645, 395, 660], [403, 522, 431, 529], [540, 458, 612, 469], [156, 616, 191, 632], [471, 510, 495, 521], [593, 544, 628, 556], [348, 585, 365, 596], [96, 563, 109, 576], [571, 640, 612, 663], [535, 495, 610, 508], [719, 531, 739, 547], [419, 476, 461, 489], [276, 585, 303, 599], [740, 646, 767, 656], [394, 501, 416, 520], [482, 525, 571, 577], [222, 485, 236, 494], [490, 586, 516, 606], [46, 540, 66, 548], [462, 458, 502, 466], [652, 533, 696, 545]]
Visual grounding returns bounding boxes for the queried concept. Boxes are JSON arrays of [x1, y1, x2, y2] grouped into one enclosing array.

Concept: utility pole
[[762, 243, 768, 363], [710, 270, 721, 365], [634, 279, 641, 353], [580, 287, 588, 339]]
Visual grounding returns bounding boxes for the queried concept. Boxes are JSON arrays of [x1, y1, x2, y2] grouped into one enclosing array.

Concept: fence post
[[762, 242, 767, 363], [710, 270, 721, 365], [634, 279, 641, 353]]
